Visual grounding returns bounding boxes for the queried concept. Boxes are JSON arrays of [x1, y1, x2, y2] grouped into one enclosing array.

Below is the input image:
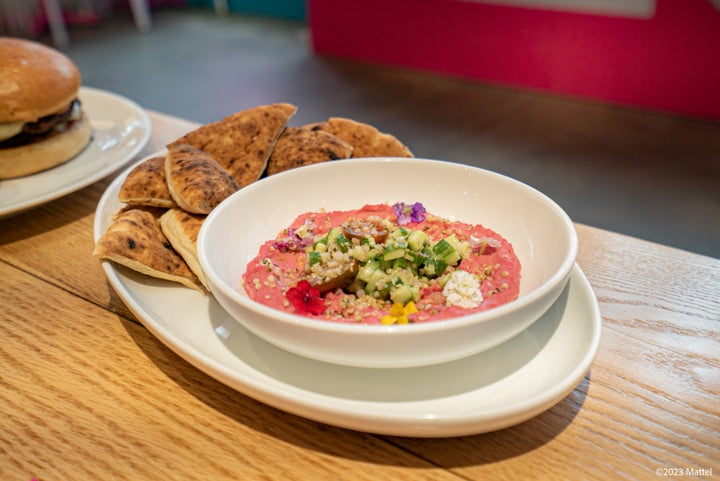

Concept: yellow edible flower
[[381, 301, 418, 325]]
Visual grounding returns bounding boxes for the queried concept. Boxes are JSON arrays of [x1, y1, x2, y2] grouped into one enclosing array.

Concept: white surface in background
[[458, 0, 656, 18]]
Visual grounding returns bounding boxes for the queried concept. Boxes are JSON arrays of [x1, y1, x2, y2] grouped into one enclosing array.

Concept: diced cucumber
[[392, 257, 408, 269], [350, 245, 369, 262], [445, 234, 460, 250], [345, 278, 365, 294], [389, 227, 408, 240], [445, 234, 471, 259], [364, 270, 388, 295], [434, 258, 449, 274], [445, 250, 461, 266], [432, 238, 461, 266], [364, 278, 376, 294], [404, 250, 421, 265], [391, 285, 413, 304], [378, 257, 391, 271], [421, 258, 448, 277], [437, 272, 451, 288], [383, 246, 406, 261], [432, 238, 454, 257], [407, 230, 427, 251], [357, 260, 380, 282], [326, 227, 342, 244]]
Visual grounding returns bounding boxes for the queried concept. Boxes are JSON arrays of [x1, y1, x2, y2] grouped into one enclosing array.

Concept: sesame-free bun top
[[0, 37, 82, 123]]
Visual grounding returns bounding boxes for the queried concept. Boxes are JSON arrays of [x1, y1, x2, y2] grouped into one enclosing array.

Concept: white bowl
[[198, 158, 577, 368]]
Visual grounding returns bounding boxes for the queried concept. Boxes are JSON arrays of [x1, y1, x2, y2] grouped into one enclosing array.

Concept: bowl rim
[[198, 157, 578, 336]]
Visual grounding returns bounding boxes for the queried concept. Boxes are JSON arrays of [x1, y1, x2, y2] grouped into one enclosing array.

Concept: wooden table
[[1, 110, 718, 481]]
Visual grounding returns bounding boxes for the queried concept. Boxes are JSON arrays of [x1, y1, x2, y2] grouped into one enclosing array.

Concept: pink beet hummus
[[242, 203, 521, 324]]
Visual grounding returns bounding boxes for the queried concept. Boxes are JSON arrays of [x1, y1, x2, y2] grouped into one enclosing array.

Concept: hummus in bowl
[[242, 203, 521, 324], [198, 158, 577, 368]]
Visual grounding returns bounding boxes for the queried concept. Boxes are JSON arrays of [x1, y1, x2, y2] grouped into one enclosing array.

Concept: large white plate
[[94, 157, 602, 438], [0, 86, 151, 218]]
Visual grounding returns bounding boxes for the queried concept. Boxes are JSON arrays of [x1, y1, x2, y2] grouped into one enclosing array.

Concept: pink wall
[[308, 0, 720, 121]]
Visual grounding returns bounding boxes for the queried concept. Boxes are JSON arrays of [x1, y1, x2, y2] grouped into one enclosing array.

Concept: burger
[[0, 37, 92, 179]]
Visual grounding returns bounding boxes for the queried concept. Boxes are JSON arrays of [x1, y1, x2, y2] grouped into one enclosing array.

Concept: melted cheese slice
[[0, 122, 23, 142]]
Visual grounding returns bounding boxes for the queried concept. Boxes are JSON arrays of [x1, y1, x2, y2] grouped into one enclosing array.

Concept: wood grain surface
[[1, 111, 717, 481]]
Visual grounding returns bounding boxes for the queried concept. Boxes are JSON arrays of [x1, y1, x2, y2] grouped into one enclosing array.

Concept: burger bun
[[0, 115, 92, 179], [0, 37, 82, 123]]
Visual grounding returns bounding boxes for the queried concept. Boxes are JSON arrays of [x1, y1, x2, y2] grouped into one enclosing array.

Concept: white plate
[[94, 157, 602, 437], [0, 86, 151, 218]]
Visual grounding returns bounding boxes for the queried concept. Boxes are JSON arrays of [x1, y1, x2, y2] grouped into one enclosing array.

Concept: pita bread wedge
[[165, 143, 239, 215], [159, 208, 208, 290], [113, 204, 167, 222], [316, 117, 413, 158], [93, 209, 203, 293], [169, 102, 297, 187], [118, 156, 177, 208], [266, 126, 353, 175]]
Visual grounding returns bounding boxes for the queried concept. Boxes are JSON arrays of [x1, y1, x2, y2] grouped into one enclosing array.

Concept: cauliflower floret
[[443, 270, 483, 308]]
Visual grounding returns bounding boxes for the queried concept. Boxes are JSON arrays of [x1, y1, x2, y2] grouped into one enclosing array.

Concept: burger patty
[[0, 99, 82, 148]]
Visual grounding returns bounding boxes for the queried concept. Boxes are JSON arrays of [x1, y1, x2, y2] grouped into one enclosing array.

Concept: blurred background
[[1, 0, 719, 258]]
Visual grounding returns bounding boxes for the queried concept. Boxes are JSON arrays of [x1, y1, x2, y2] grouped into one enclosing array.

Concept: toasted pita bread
[[113, 204, 168, 221], [315, 117, 413, 158], [165, 143, 239, 214], [169, 103, 297, 187], [266, 126, 354, 175], [159, 208, 208, 290], [118, 156, 177, 208], [93, 209, 203, 293]]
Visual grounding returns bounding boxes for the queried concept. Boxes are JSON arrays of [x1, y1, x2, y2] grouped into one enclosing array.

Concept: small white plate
[[94, 156, 602, 438], [0, 86, 151, 218]]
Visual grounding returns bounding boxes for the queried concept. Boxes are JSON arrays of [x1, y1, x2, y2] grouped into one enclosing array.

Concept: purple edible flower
[[393, 202, 427, 225], [272, 227, 313, 252]]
